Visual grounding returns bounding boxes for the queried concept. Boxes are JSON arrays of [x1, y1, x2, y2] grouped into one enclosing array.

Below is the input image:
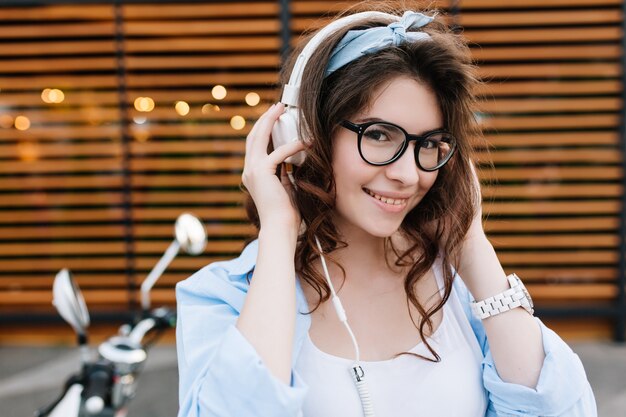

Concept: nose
[[384, 143, 420, 185]]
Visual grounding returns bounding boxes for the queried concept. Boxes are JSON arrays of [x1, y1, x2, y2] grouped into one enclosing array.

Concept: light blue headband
[[325, 11, 435, 77]]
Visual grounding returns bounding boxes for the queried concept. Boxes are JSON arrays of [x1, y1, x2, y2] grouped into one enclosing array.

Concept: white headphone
[[270, 11, 400, 166]]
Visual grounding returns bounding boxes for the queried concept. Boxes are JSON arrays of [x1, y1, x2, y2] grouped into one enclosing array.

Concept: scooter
[[35, 213, 207, 417]]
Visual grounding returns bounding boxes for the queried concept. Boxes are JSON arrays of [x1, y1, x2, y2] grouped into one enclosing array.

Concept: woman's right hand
[[242, 103, 306, 233]]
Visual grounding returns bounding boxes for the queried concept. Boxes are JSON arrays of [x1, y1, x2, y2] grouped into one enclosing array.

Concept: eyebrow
[[355, 117, 445, 135]]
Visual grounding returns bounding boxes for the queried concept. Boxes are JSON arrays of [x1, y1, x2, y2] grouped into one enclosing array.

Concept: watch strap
[[470, 273, 534, 320]]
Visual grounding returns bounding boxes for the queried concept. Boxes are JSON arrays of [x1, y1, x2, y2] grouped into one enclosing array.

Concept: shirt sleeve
[[176, 262, 308, 417], [454, 277, 598, 417]]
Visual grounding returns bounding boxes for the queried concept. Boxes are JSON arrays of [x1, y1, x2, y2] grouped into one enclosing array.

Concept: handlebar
[[128, 307, 176, 347], [34, 375, 82, 417], [39, 213, 204, 417], [82, 363, 112, 415]]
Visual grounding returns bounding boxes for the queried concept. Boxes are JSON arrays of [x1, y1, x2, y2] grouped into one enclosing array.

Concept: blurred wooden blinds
[[0, 2, 280, 317], [121, 0, 280, 320], [290, 0, 624, 338], [461, 0, 624, 331], [0, 3, 124, 315], [0, 0, 624, 340]]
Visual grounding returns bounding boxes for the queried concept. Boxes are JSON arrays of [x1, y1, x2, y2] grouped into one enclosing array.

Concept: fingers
[[245, 103, 285, 155], [267, 139, 306, 166], [279, 163, 292, 188]]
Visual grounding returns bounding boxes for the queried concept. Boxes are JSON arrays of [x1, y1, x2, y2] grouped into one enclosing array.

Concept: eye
[[420, 139, 438, 149], [421, 131, 451, 150], [363, 128, 390, 142]]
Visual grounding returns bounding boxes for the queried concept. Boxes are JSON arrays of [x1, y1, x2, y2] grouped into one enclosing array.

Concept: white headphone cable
[[284, 164, 375, 416], [314, 236, 376, 417]]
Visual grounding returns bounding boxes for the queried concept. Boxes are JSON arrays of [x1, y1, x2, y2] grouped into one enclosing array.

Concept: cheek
[[421, 171, 439, 191], [411, 171, 439, 208], [332, 137, 369, 184]]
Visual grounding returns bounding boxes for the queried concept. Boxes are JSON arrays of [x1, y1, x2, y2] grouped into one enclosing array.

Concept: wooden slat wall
[[0, 0, 623, 339], [0, 2, 275, 314], [290, 0, 623, 317], [122, 2, 279, 302], [0, 4, 126, 313], [460, 0, 623, 310]]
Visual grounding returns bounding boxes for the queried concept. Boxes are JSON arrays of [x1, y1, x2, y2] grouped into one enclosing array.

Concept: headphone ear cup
[[271, 108, 307, 166]]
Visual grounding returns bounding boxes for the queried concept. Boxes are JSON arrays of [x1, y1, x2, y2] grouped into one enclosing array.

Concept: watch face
[[512, 273, 534, 312], [522, 286, 534, 309]]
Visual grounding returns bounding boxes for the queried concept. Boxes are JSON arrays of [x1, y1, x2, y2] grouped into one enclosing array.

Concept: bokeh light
[[245, 92, 260, 106], [201, 103, 221, 114], [175, 101, 190, 116], [134, 96, 155, 112], [0, 114, 14, 129], [41, 88, 65, 104], [41, 89, 51, 103], [49, 89, 64, 103], [230, 115, 245, 130], [133, 130, 150, 142], [211, 85, 227, 100], [17, 141, 39, 162], [14, 115, 31, 131]]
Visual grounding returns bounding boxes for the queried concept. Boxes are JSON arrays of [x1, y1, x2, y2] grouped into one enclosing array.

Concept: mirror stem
[[79, 339, 91, 364], [141, 240, 181, 312]]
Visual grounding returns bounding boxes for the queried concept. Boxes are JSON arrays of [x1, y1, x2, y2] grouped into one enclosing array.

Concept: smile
[[363, 188, 408, 206]]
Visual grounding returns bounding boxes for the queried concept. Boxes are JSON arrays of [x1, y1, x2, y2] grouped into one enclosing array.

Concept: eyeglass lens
[[359, 123, 454, 169]]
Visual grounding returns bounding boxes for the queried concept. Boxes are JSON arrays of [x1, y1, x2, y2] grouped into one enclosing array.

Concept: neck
[[326, 219, 402, 281]]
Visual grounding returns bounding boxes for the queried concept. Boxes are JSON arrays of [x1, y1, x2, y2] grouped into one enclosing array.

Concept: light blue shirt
[[176, 239, 597, 417]]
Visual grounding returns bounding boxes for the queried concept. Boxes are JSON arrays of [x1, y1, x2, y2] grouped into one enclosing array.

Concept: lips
[[363, 188, 409, 206]]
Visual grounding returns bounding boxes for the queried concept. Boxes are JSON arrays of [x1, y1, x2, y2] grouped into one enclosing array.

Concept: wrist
[[457, 236, 510, 300], [459, 234, 493, 271], [259, 220, 299, 245]]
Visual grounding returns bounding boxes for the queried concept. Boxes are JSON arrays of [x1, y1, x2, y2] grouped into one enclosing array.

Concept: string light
[[230, 115, 245, 130], [175, 101, 190, 116], [134, 130, 150, 142], [211, 85, 227, 100], [49, 89, 64, 103], [14, 115, 31, 131], [202, 104, 220, 114], [41, 88, 65, 104], [0, 114, 13, 129], [245, 92, 260, 106], [17, 141, 39, 162], [134, 97, 155, 112]]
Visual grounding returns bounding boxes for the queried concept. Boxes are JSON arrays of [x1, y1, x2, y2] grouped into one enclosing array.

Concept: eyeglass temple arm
[[339, 120, 361, 134]]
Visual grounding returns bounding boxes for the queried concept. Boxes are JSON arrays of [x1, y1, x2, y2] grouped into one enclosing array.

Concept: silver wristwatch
[[470, 273, 534, 320]]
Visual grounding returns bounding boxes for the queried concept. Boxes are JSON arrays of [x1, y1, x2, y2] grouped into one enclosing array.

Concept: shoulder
[[175, 239, 259, 310]]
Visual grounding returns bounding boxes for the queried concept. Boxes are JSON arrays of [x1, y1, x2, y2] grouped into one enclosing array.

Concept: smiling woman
[[175, 3, 597, 417], [331, 77, 442, 237]]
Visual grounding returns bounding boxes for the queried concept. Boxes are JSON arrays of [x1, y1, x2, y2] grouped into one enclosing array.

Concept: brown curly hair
[[244, 3, 485, 362]]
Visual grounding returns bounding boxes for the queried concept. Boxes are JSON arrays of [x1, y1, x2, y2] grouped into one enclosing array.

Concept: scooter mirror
[[52, 269, 90, 337], [174, 213, 207, 256]]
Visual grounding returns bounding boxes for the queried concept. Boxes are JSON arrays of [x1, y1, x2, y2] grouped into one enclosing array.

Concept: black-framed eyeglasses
[[340, 120, 457, 172]]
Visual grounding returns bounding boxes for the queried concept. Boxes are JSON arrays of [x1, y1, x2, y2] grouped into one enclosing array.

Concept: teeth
[[364, 189, 406, 206]]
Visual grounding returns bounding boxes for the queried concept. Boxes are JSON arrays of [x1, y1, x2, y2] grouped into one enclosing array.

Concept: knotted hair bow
[[325, 11, 435, 76]]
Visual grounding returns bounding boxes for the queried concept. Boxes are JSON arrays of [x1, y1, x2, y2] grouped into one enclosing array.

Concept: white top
[[294, 259, 488, 417]]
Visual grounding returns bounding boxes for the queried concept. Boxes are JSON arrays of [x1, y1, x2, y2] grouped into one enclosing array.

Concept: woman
[[176, 5, 596, 417]]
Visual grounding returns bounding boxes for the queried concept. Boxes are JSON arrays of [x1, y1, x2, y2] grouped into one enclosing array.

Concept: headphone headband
[[280, 11, 400, 108], [272, 10, 433, 166]]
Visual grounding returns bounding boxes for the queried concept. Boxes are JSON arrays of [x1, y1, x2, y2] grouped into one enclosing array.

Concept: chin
[[360, 220, 404, 239]]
